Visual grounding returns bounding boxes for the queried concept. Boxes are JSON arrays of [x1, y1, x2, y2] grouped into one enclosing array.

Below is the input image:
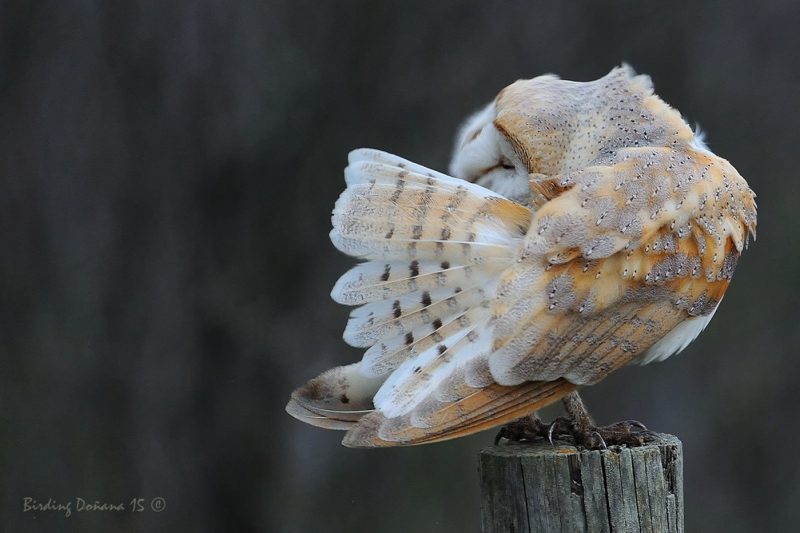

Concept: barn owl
[[286, 65, 757, 448]]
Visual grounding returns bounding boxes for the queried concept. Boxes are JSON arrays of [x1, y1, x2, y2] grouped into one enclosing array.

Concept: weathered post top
[[479, 434, 683, 533]]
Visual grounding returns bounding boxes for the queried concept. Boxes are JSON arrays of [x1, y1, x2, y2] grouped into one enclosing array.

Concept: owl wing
[[489, 145, 755, 385], [290, 149, 569, 445]]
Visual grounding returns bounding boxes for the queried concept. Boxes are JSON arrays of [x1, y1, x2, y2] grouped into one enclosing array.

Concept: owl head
[[448, 66, 688, 208], [449, 100, 533, 204]]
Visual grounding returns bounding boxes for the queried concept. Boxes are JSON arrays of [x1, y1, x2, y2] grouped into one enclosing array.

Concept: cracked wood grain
[[479, 434, 683, 533]]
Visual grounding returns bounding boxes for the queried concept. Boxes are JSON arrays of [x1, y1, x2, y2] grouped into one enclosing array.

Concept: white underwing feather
[[635, 304, 718, 365], [343, 285, 487, 347], [347, 150, 507, 200], [373, 319, 493, 418], [328, 149, 528, 417], [332, 260, 496, 306], [360, 305, 492, 378]]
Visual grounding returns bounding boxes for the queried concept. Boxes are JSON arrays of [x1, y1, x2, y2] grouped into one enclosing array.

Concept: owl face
[[448, 102, 533, 205]]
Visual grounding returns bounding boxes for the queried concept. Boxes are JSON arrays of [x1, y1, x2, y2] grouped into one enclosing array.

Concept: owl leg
[[559, 391, 653, 449]]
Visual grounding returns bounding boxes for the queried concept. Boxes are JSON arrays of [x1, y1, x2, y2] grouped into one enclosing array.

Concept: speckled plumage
[[286, 66, 757, 447]]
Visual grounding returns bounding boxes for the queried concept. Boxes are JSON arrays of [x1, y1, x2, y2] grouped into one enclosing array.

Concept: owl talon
[[605, 419, 648, 432], [546, 417, 575, 445], [591, 431, 608, 450]]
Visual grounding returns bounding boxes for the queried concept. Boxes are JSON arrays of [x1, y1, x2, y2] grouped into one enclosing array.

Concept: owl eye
[[482, 159, 515, 174]]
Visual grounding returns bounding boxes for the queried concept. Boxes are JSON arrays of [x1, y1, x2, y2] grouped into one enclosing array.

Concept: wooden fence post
[[479, 434, 683, 533]]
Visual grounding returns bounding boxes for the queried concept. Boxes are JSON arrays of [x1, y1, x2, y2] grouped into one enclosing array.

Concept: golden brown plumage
[[286, 65, 756, 447]]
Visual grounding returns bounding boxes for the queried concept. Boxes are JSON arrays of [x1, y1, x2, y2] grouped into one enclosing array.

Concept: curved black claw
[[591, 431, 607, 450], [546, 417, 574, 445], [605, 419, 648, 432]]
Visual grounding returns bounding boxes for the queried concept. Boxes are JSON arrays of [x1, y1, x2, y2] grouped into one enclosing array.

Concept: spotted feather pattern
[[329, 151, 529, 420], [287, 66, 757, 447]]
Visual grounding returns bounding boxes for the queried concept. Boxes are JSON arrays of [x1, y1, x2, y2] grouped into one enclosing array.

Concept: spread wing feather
[[288, 149, 546, 444]]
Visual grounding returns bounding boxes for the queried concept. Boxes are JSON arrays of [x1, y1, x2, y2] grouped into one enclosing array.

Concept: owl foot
[[495, 390, 655, 448], [556, 391, 655, 449], [494, 414, 549, 444], [550, 419, 655, 449], [495, 415, 653, 448]]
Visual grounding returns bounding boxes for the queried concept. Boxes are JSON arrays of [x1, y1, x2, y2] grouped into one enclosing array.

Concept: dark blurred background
[[1, 0, 798, 531]]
